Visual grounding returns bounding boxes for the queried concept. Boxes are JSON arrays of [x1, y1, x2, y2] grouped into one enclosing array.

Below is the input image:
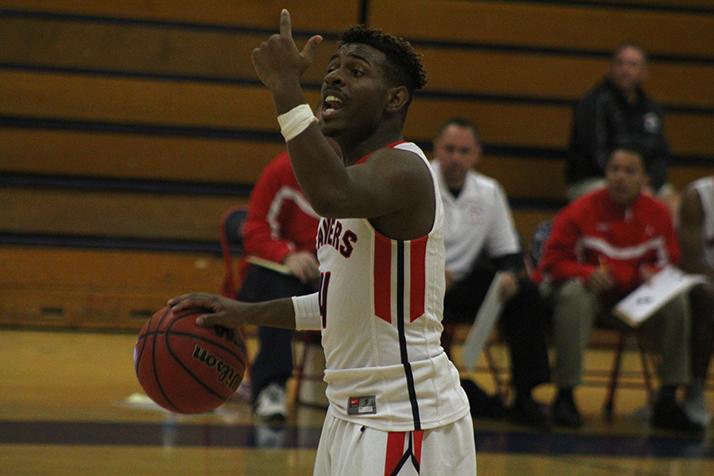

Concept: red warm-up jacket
[[539, 188, 679, 298], [243, 152, 319, 263]]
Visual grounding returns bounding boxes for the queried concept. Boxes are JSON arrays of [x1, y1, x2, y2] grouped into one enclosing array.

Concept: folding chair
[[600, 321, 656, 421], [219, 206, 248, 300]]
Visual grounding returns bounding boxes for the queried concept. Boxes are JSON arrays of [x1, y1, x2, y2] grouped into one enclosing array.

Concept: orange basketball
[[134, 306, 247, 414]]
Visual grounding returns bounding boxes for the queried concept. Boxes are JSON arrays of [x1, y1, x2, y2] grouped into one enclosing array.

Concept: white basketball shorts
[[313, 412, 476, 476]]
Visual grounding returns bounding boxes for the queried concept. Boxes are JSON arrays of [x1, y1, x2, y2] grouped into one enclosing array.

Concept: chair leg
[[635, 331, 656, 406], [484, 343, 508, 402], [603, 332, 627, 421]]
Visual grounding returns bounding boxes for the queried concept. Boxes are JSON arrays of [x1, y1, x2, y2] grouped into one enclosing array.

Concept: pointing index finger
[[280, 9, 292, 40]]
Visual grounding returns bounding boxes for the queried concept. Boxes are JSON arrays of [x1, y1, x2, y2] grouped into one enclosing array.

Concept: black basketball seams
[[163, 313, 244, 400], [134, 306, 168, 377], [150, 307, 181, 413], [165, 334, 231, 402], [165, 312, 248, 364]]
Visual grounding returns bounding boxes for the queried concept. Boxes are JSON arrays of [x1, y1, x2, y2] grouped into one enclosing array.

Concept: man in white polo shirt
[[432, 117, 551, 429]]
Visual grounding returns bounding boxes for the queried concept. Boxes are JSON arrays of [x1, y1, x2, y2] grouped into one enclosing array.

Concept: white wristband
[[277, 104, 318, 142], [292, 292, 321, 331]]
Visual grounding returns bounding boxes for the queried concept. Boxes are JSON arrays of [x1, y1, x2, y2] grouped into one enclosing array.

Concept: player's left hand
[[251, 9, 323, 91]]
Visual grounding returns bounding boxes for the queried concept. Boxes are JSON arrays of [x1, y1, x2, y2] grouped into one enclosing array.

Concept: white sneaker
[[254, 383, 288, 421], [684, 387, 712, 427]]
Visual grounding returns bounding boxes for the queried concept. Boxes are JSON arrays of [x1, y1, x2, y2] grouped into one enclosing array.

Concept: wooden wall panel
[[477, 156, 567, 201], [407, 99, 713, 156], [0, 247, 223, 293], [420, 47, 714, 109], [568, 0, 714, 9], [0, 289, 169, 330], [369, 0, 714, 57], [513, 209, 555, 243], [0, 129, 282, 184], [668, 164, 714, 190], [407, 99, 568, 147], [0, 17, 338, 85], [0, 188, 246, 241], [0, 175, 564, 245], [0, 1, 361, 33], [0, 246, 225, 330], [3, 69, 710, 157], [3, 128, 707, 202], [3, 16, 712, 109], [666, 114, 714, 157], [0, 71, 292, 129]]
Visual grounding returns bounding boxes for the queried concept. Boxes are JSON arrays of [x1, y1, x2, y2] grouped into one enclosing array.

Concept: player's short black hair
[[340, 25, 427, 93]]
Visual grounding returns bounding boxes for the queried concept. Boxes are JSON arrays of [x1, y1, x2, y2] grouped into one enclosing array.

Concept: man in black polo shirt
[[566, 43, 675, 209]]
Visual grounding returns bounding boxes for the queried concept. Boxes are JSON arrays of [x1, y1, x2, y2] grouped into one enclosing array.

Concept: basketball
[[134, 306, 247, 414]]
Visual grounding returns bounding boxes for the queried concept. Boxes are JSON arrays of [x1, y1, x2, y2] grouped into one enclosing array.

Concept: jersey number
[[318, 272, 331, 328]]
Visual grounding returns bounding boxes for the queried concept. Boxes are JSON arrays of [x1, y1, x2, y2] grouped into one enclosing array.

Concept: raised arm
[[250, 11, 432, 235]]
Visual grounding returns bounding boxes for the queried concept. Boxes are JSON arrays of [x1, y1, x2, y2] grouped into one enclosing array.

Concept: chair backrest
[[530, 219, 553, 268], [219, 206, 248, 298]]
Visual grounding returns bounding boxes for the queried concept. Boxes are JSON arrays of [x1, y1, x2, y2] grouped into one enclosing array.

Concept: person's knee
[[555, 280, 593, 307], [660, 293, 689, 321]]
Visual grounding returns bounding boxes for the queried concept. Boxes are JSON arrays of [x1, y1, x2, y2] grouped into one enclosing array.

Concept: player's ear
[[385, 85, 409, 113]]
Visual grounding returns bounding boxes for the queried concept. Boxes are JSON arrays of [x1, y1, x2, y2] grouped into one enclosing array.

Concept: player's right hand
[[251, 9, 322, 90], [168, 292, 247, 328]]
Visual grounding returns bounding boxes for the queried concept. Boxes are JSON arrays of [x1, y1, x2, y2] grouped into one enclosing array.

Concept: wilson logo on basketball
[[191, 344, 241, 390]]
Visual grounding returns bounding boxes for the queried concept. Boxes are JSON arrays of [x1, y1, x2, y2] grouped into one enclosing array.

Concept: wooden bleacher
[[0, 0, 711, 330]]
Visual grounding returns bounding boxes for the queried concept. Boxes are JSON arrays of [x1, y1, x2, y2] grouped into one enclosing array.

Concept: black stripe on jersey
[[396, 240, 422, 431]]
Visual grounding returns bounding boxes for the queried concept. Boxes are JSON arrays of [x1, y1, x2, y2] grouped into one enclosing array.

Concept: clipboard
[[246, 256, 291, 275], [461, 272, 505, 372], [613, 265, 707, 327]]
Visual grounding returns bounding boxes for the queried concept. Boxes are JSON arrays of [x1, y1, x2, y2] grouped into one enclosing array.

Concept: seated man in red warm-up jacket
[[241, 151, 320, 421], [539, 146, 702, 433]]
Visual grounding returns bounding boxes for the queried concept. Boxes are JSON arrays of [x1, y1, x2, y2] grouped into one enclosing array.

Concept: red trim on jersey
[[355, 140, 407, 165], [374, 234, 393, 323], [413, 431, 424, 465], [384, 432, 405, 476], [408, 237, 427, 322]]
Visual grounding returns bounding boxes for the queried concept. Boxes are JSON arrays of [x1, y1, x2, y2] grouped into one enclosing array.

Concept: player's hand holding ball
[[168, 292, 247, 329]]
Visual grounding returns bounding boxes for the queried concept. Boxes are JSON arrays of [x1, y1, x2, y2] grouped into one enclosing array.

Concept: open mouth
[[321, 95, 344, 118]]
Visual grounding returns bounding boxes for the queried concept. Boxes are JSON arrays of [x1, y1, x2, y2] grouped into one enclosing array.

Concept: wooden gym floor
[[0, 328, 712, 475]]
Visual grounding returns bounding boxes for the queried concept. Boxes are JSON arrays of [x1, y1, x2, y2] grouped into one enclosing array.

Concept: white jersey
[[692, 176, 714, 268], [315, 142, 470, 432], [432, 161, 520, 281]]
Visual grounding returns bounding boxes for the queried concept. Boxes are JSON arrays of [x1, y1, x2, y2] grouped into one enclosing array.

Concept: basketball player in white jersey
[[169, 10, 476, 475], [679, 176, 714, 427]]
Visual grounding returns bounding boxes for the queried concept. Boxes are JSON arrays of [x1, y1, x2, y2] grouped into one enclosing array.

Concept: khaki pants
[[550, 280, 691, 388]]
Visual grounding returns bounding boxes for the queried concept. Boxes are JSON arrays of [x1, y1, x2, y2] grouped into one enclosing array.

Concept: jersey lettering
[[319, 272, 331, 328], [317, 218, 358, 258]]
